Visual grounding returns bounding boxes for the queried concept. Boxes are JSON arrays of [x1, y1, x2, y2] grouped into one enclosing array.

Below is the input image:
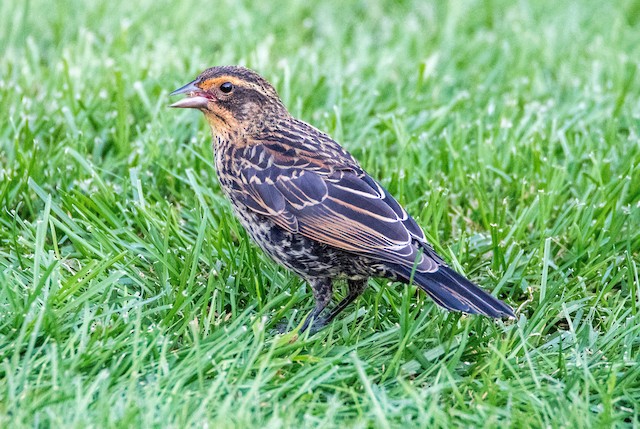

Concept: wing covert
[[230, 140, 441, 273]]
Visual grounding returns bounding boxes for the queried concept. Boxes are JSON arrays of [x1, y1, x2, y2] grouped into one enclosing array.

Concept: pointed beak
[[169, 80, 210, 109], [170, 80, 199, 96]]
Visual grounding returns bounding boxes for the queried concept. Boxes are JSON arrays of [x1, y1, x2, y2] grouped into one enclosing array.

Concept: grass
[[1, 0, 639, 427]]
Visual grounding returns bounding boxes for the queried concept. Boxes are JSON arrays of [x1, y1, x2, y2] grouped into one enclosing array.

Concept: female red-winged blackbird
[[170, 66, 514, 333]]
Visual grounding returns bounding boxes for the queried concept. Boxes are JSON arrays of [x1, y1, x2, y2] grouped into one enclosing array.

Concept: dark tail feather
[[398, 265, 515, 318]]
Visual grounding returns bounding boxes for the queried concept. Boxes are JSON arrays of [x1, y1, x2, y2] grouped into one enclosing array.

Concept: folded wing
[[236, 149, 440, 274], [233, 142, 514, 318]]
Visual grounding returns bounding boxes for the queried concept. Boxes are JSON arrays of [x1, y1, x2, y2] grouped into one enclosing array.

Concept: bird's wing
[[234, 142, 441, 273], [233, 141, 514, 318]]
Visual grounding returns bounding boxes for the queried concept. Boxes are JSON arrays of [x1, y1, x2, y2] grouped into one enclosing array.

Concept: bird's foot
[[272, 316, 328, 336], [304, 317, 329, 335], [272, 319, 295, 334]]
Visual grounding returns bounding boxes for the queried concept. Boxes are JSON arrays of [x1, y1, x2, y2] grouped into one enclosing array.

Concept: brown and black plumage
[[170, 65, 514, 333]]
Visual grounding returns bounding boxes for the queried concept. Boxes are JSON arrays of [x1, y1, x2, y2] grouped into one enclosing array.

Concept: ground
[[1, 0, 639, 427]]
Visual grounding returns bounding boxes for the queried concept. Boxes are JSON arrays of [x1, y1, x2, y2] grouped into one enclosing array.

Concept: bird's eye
[[220, 82, 233, 93]]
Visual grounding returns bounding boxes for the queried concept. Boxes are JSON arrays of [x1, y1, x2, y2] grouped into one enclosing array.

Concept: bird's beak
[[169, 80, 210, 109]]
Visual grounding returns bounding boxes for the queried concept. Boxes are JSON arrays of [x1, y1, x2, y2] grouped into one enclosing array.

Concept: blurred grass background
[[1, 0, 639, 427]]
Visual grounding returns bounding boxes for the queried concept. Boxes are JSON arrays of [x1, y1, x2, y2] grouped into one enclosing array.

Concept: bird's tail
[[396, 265, 515, 318]]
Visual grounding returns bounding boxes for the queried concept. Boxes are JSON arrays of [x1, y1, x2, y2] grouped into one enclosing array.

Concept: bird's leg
[[299, 278, 333, 333], [318, 278, 368, 329]]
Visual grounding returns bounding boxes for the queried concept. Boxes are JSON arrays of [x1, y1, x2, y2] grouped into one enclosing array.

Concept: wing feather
[[230, 139, 442, 273], [227, 136, 512, 318], [236, 162, 433, 270]]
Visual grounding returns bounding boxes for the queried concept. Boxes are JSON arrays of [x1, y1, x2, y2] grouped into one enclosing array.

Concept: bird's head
[[170, 66, 287, 133]]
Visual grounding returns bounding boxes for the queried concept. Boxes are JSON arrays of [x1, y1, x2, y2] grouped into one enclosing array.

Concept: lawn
[[1, 0, 639, 427]]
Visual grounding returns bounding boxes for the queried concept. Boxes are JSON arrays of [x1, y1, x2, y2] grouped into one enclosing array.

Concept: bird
[[170, 65, 515, 334]]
